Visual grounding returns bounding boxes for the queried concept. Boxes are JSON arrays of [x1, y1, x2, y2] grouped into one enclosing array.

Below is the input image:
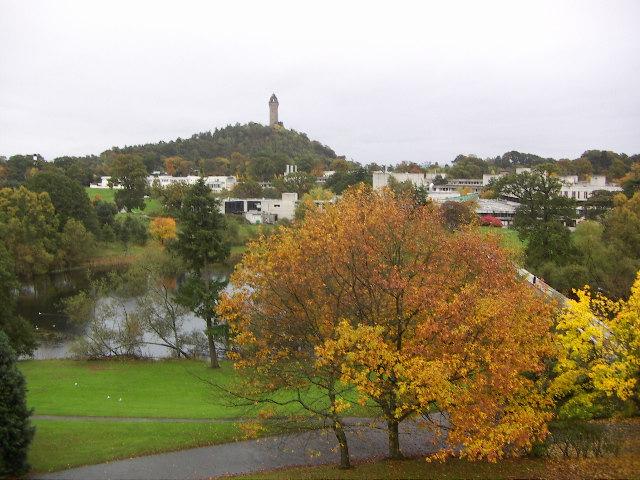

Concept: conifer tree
[[172, 178, 229, 368], [0, 331, 35, 477]]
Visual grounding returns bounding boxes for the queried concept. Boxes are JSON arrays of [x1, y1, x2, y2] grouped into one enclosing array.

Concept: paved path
[[32, 416, 447, 480]]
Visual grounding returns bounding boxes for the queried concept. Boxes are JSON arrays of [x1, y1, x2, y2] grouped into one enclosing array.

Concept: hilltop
[[107, 123, 339, 180]]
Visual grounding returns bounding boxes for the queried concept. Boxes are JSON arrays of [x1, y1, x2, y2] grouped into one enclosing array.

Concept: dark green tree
[[230, 179, 263, 198], [113, 214, 148, 250], [0, 331, 35, 477], [94, 200, 118, 227], [52, 155, 100, 186], [272, 172, 317, 196], [493, 170, 576, 268], [0, 243, 36, 357], [0, 154, 44, 187], [27, 170, 99, 233], [447, 154, 489, 178], [324, 167, 371, 194], [582, 190, 615, 220], [109, 154, 148, 211], [171, 179, 229, 368]]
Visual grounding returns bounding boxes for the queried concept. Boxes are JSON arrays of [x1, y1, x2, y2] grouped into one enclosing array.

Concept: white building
[[316, 170, 336, 184], [372, 171, 444, 190], [558, 175, 621, 201], [431, 178, 484, 194], [475, 198, 519, 226], [90, 175, 237, 193], [510, 168, 622, 201], [221, 193, 298, 223]]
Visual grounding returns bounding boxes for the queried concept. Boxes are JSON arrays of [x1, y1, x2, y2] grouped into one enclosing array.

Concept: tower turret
[[269, 93, 279, 127]]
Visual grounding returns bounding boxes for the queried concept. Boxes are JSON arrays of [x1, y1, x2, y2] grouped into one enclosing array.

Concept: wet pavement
[[32, 416, 447, 480]]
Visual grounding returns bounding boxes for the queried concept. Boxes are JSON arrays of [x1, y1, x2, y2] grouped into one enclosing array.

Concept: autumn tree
[[164, 156, 193, 177], [149, 217, 177, 245], [294, 186, 334, 220], [551, 274, 640, 419], [220, 187, 555, 463], [439, 200, 477, 230], [621, 164, 640, 197]]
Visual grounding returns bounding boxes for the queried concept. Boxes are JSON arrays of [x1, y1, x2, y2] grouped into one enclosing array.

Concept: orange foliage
[[218, 186, 555, 461], [149, 216, 176, 244]]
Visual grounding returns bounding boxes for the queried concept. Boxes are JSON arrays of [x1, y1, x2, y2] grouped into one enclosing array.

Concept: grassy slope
[[30, 420, 242, 473]]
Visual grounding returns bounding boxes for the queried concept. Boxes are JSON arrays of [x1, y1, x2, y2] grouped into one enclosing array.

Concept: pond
[[17, 265, 232, 359]]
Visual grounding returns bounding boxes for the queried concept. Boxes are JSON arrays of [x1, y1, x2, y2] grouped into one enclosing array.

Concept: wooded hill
[[110, 123, 339, 180]]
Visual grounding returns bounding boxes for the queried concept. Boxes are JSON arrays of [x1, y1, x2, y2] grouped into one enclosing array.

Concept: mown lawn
[[86, 187, 162, 216], [30, 419, 242, 473], [20, 359, 365, 473], [480, 226, 525, 257], [20, 359, 251, 419], [19, 359, 367, 419]]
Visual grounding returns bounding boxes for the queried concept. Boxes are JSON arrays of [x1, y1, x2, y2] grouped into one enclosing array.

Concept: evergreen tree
[[172, 179, 229, 368], [0, 331, 35, 477]]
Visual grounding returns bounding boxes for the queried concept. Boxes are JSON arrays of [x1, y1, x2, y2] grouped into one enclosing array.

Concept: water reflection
[[18, 266, 231, 359]]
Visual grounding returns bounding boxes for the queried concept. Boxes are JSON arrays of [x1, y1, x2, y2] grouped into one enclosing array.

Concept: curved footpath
[[32, 416, 447, 480]]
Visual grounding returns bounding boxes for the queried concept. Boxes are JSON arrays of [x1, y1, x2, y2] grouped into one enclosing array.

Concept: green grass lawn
[[86, 187, 163, 216], [30, 419, 242, 473], [20, 359, 252, 419], [19, 359, 366, 419], [20, 359, 365, 473], [480, 226, 525, 257]]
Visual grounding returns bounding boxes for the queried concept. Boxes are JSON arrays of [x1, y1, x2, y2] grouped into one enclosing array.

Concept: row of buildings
[[90, 174, 239, 193], [91, 167, 623, 227], [372, 168, 622, 226]]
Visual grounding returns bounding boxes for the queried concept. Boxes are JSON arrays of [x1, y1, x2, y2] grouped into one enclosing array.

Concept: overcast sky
[[1, 1, 639, 165]]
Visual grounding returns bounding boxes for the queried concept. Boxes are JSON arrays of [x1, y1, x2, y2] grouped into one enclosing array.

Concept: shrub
[[531, 421, 620, 459], [480, 215, 503, 227], [0, 331, 35, 477]]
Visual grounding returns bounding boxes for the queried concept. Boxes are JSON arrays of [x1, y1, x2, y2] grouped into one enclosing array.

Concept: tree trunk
[[333, 420, 351, 469], [387, 418, 403, 459], [205, 317, 219, 368]]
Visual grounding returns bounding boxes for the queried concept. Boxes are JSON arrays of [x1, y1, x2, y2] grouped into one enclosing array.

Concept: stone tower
[[269, 93, 279, 127]]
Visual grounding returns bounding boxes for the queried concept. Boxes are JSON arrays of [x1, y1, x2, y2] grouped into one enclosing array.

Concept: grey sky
[[1, 0, 639, 165]]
